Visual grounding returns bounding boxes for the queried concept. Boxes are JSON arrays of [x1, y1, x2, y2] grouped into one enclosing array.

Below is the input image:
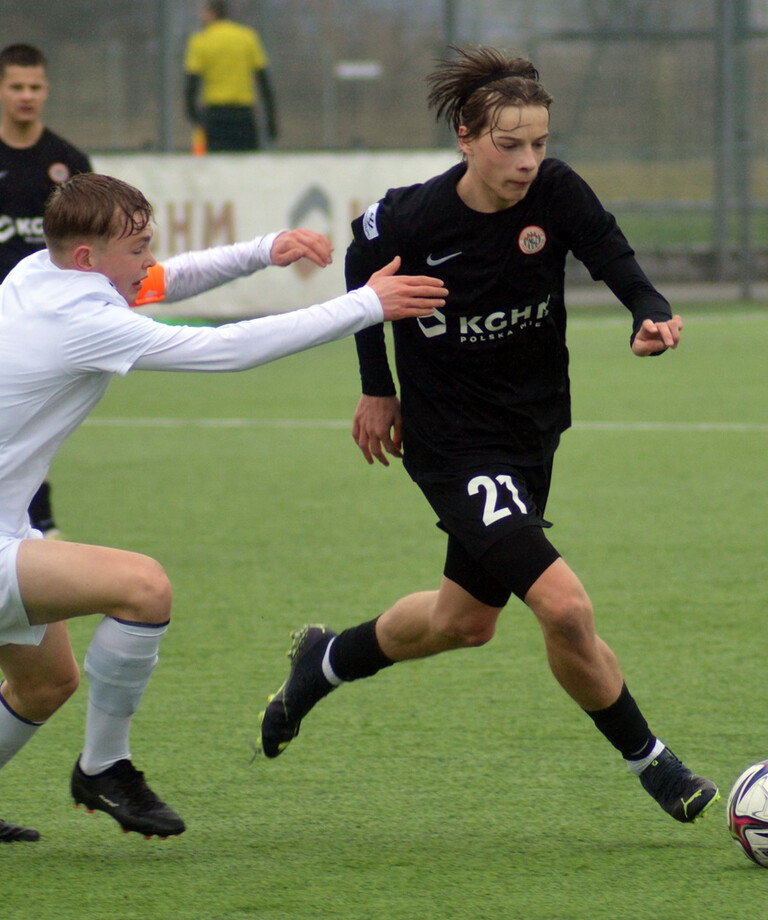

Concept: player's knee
[[125, 556, 173, 624], [11, 662, 80, 721], [433, 611, 497, 647], [537, 589, 594, 645], [456, 622, 496, 647], [43, 666, 80, 715]]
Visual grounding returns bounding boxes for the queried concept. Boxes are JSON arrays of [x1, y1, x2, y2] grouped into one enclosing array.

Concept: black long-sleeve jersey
[[0, 128, 92, 281], [346, 158, 672, 480]]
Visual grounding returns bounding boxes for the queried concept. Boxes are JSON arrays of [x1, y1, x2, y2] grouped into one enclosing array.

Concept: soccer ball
[[727, 761, 768, 867]]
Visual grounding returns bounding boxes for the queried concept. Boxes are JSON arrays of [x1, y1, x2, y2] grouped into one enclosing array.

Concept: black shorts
[[415, 461, 561, 607]]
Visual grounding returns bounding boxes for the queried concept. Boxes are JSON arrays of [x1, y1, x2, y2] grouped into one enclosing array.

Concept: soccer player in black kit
[[0, 44, 92, 543], [259, 45, 719, 825]]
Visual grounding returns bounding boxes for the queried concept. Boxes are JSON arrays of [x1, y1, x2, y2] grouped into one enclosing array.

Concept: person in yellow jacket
[[184, 1, 277, 151]]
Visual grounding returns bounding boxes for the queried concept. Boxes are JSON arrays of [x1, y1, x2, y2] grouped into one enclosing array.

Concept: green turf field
[[3, 302, 767, 919]]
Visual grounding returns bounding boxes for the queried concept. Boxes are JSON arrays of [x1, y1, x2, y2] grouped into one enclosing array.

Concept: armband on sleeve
[[133, 264, 167, 308]]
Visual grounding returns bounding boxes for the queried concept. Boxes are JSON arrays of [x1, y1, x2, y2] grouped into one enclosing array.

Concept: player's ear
[[457, 125, 472, 156], [71, 243, 95, 271]]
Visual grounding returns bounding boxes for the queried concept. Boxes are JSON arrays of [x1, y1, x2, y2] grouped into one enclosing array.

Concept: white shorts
[[0, 529, 47, 647]]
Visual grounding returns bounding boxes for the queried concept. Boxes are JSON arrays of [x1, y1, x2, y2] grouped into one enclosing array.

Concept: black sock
[[585, 683, 656, 761], [28, 481, 55, 532], [329, 617, 394, 682]]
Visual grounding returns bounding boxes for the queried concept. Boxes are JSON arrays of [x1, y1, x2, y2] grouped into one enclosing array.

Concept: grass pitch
[[2, 302, 767, 919]]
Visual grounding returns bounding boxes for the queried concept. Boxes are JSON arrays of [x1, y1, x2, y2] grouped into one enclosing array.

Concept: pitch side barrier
[[93, 152, 457, 320]]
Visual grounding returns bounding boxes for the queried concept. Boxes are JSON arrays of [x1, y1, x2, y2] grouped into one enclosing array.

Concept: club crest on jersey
[[518, 225, 546, 254], [48, 163, 72, 185], [362, 202, 381, 240]]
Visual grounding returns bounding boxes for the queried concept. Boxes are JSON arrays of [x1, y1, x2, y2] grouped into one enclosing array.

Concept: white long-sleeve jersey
[[134, 233, 278, 306], [0, 248, 382, 536]]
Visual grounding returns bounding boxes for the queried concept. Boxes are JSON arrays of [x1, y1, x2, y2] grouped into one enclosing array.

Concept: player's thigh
[[421, 464, 555, 607], [476, 524, 562, 603], [432, 575, 503, 645], [16, 539, 171, 626], [0, 620, 78, 696], [524, 556, 594, 634]]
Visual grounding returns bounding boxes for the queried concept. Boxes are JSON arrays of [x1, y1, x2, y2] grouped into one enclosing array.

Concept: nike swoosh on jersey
[[426, 251, 462, 266]]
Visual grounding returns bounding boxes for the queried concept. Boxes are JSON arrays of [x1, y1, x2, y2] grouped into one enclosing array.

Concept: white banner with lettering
[[93, 152, 457, 318]]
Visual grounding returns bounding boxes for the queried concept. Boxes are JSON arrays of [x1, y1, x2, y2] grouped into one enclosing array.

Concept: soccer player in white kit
[[0, 172, 447, 841]]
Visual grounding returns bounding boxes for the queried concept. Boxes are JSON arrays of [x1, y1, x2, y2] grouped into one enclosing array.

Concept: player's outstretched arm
[[352, 395, 403, 466], [365, 256, 447, 321], [631, 315, 683, 356], [130, 255, 445, 375], [137, 229, 334, 307]]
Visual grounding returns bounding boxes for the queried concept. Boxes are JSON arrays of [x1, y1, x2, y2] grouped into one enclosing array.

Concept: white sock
[[80, 707, 133, 776], [0, 689, 43, 770], [80, 617, 167, 775], [321, 638, 343, 687], [626, 738, 666, 775]]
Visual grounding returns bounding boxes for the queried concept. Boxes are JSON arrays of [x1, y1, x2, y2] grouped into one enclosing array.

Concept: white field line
[[84, 314, 767, 433], [567, 310, 768, 330], [83, 417, 768, 432], [572, 421, 768, 431]]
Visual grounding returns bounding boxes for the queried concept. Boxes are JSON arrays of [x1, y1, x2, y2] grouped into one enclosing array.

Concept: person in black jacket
[[258, 45, 719, 826], [0, 43, 93, 541]]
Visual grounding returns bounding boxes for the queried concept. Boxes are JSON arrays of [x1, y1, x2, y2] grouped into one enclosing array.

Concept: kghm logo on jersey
[[0, 214, 44, 244], [458, 297, 551, 343], [417, 308, 447, 338], [518, 225, 546, 254], [417, 297, 552, 344]]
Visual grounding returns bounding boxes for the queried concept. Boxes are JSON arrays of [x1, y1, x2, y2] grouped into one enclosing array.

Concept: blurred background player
[[0, 43, 92, 541], [258, 45, 719, 827], [184, 0, 277, 152]]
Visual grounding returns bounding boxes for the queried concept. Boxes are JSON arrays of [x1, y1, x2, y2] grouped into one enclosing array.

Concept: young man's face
[[88, 222, 157, 305], [457, 105, 550, 212], [0, 64, 49, 128]]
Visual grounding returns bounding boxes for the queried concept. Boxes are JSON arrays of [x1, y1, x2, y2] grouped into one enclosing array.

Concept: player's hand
[[631, 315, 683, 355], [352, 395, 403, 466], [271, 229, 333, 268], [366, 256, 447, 321]]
